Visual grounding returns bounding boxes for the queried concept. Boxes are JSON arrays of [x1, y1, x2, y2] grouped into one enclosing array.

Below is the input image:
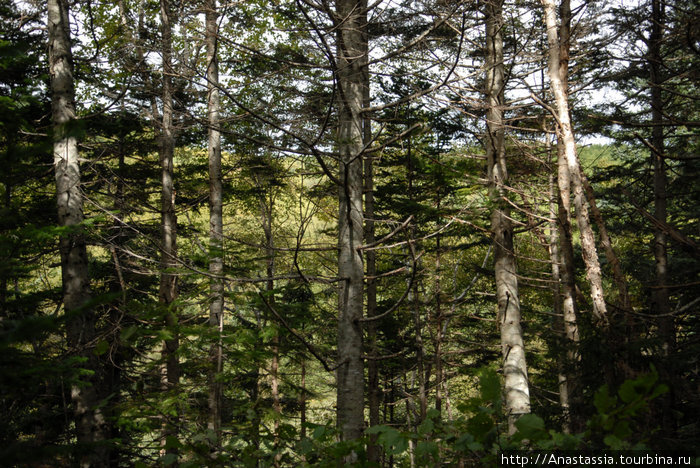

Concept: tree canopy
[[1, 0, 698, 466]]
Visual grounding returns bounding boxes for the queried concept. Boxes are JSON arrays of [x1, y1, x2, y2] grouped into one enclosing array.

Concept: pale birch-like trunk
[[205, 0, 224, 448], [485, 0, 530, 433], [48, 1, 109, 465], [542, 0, 608, 325], [159, 0, 179, 460], [335, 0, 366, 444]]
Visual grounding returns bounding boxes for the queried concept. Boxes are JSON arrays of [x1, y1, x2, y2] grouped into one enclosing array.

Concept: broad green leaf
[[479, 368, 501, 404], [594, 385, 615, 414], [514, 414, 546, 441]]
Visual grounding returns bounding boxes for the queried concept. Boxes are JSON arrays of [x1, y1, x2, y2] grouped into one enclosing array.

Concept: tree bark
[[48, 1, 109, 465], [335, 0, 366, 446], [649, 0, 672, 353], [300, 359, 307, 440], [485, 0, 530, 434], [205, 0, 224, 449], [542, 0, 608, 325], [434, 216, 444, 417], [259, 188, 282, 467], [159, 0, 179, 462], [648, 0, 677, 435], [548, 169, 580, 433], [580, 174, 631, 312], [363, 15, 381, 461]]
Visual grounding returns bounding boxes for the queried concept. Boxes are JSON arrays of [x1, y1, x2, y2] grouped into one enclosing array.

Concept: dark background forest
[[0, 0, 698, 466]]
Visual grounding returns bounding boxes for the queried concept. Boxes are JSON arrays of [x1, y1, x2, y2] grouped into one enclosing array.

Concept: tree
[[2, 0, 699, 464], [541, 0, 609, 327], [158, 0, 180, 460], [484, 0, 530, 434], [205, 0, 224, 449], [48, 0, 110, 465], [335, 0, 367, 446]]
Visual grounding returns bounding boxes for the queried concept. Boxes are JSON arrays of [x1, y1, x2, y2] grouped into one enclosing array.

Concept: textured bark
[[300, 360, 307, 440], [406, 136, 427, 424], [547, 8, 583, 428], [542, 0, 608, 325], [205, 0, 223, 448], [434, 227, 444, 417], [335, 0, 366, 445], [48, 1, 109, 465], [580, 174, 631, 311], [363, 25, 381, 462], [159, 0, 179, 461], [260, 189, 281, 466], [648, 0, 677, 435], [485, 0, 530, 434], [649, 0, 672, 352], [549, 172, 579, 433]]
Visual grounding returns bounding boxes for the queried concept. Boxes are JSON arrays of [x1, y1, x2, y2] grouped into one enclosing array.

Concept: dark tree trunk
[[158, 0, 179, 462], [649, 0, 672, 354], [205, 0, 224, 450], [48, 0, 109, 465]]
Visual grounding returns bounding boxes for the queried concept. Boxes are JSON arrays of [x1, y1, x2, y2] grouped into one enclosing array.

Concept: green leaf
[[365, 425, 388, 435], [158, 329, 174, 341], [312, 425, 326, 440], [618, 379, 639, 403], [160, 453, 178, 466], [603, 434, 625, 449], [93, 339, 109, 356], [164, 435, 182, 450], [467, 411, 494, 440], [298, 437, 313, 454], [416, 440, 439, 459], [418, 418, 434, 435], [650, 383, 669, 400], [613, 420, 632, 440], [594, 385, 615, 414], [479, 368, 501, 404], [514, 414, 546, 441]]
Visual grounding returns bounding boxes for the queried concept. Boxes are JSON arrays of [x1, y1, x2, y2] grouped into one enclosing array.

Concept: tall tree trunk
[[335, 0, 366, 446], [205, 0, 224, 450], [580, 174, 631, 312], [548, 171, 579, 433], [300, 358, 307, 440], [434, 212, 444, 417], [48, 1, 109, 465], [406, 135, 427, 424], [260, 190, 282, 467], [649, 0, 676, 435], [159, 0, 179, 461], [649, 0, 672, 354], [485, 0, 530, 434], [363, 21, 381, 462], [542, 0, 609, 325]]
